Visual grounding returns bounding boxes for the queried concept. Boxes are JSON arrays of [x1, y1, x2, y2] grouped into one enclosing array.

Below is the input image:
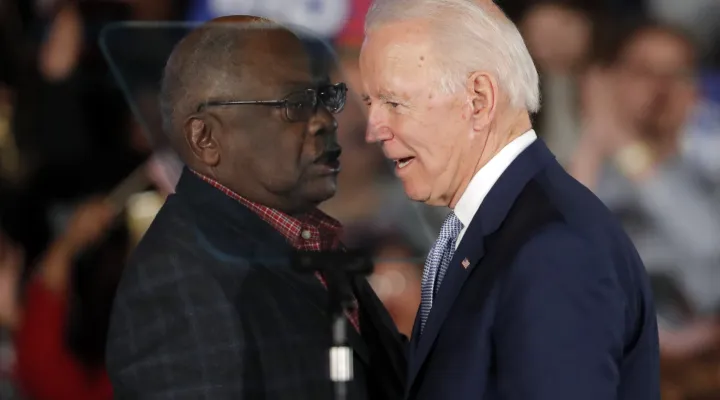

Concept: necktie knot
[[439, 211, 463, 239]]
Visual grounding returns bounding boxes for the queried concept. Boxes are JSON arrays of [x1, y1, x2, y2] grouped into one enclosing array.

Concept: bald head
[[158, 16, 305, 152]]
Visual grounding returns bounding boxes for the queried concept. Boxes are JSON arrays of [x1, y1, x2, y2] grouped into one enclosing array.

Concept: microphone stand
[[293, 250, 373, 400], [327, 269, 355, 400]]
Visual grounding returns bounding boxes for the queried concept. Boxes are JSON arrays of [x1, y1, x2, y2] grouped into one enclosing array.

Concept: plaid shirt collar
[[190, 171, 360, 333], [192, 171, 342, 251]]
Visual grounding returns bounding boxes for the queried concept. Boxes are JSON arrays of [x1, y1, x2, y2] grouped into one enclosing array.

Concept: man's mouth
[[315, 147, 342, 172], [395, 157, 415, 169], [324, 158, 341, 169]]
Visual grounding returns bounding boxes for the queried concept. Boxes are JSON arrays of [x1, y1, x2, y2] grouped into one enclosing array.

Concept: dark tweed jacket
[[106, 169, 406, 400]]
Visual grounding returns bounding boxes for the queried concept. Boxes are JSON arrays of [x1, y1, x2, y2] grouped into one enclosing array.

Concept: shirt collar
[[454, 130, 538, 228], [189, 170, 342, 248]]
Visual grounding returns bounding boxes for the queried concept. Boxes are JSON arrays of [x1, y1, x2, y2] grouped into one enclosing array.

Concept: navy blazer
[[407, 140, 660, 400]]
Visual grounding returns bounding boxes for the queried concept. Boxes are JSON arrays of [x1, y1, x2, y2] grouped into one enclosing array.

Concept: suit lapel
[[406, 140, 557, 392], [408, 221, 486, 387]]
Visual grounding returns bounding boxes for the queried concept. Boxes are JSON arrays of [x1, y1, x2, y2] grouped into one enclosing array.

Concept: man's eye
[[386, 101, 400, 108], [289, 101, 308, 109]]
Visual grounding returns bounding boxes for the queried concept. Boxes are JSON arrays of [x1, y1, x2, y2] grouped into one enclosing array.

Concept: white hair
[[365, 0, 540, 112]]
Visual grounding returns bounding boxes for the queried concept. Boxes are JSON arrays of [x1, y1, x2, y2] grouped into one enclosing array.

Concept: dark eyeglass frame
[[196, 82, 348, 122]]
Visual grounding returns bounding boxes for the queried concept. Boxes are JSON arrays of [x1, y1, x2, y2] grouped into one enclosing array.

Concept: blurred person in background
[[13, 199, 117, 400], [1, 153, 184, 400], [0, 0, 176, 275], [0, 231, 24, 400], [0, 198, 118, 400], [517, 0, 602, 166], [0, 0, 186, 398], [20, 0, 146, 185], [569, 20, 720, 363], [648, 0, 720, 59]]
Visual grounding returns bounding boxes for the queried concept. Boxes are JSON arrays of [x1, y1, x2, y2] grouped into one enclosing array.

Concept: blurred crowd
[[0, 0, 719, 399]]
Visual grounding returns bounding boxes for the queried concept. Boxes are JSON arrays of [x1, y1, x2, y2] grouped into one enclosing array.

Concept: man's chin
[[401, 181, 430, 204], [302, 180, 338, 206]]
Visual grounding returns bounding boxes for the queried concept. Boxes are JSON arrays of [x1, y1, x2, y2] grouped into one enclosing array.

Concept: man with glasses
[[106, 16, 405, 400]]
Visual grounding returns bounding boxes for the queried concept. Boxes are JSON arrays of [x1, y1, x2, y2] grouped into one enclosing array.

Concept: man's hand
[[581, 67, 639, 156], [571, 67, 650, 188], [59, 198, 116, 251], [0, 233, 23, 330], [39, 198, 116, 293]]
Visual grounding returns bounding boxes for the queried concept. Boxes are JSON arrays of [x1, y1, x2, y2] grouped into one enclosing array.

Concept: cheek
[[398, 107, 459, 152], [405, 126, 453, 173], [247, 129, 306, 178]]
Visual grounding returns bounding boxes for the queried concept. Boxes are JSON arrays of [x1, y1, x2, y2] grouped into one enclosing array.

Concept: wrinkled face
[[612, 29, 697, 138], [360, 22, 473, 205], [189, 31, 344, 212]]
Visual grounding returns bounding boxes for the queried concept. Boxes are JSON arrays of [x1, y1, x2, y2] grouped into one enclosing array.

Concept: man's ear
[[467, 71, 497, 131], [183, 115, 221, 167]]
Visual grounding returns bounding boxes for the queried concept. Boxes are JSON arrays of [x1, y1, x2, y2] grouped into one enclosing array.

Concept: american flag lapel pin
[[461, 258, 470, 269]]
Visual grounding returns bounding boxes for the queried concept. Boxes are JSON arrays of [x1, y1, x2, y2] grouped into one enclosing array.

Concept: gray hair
[[159, 26, 245, 139], [159, 20, 286, 140], [365, 0, 540, 112]]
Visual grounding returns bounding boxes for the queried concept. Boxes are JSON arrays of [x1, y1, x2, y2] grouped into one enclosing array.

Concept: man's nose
[[310, 107, 338, 135], [365, 107, 393, 143]]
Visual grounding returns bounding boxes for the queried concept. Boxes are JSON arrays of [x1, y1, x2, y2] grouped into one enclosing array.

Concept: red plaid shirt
[[194, 171, 360, 333]]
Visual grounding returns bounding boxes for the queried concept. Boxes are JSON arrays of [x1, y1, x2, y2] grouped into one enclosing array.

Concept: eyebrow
[[362, 90, 401, 101], [380, 90, 410, 104]]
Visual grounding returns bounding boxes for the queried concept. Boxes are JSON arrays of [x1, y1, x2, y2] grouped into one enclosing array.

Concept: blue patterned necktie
[[419, 211, 463, 334]]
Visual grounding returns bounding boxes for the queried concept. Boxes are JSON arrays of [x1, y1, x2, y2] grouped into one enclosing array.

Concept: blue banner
[[186, 0, 352, 38]]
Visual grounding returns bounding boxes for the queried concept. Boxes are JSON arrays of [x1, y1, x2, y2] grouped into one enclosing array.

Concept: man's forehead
[[180, 23, 336, 99], [622, 30, 694, 65], [225, 45, 318, 88], [364, 20, 433, 52], [203, 60, 331, 101], [361, 23, 434, 95], [362, 23, 434, 72]]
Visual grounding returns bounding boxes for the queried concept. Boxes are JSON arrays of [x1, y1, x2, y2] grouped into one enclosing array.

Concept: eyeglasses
[[197, 83, 347, 122]]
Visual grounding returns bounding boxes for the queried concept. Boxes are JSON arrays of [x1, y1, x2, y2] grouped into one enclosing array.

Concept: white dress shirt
[[453, 130, 537, 248]]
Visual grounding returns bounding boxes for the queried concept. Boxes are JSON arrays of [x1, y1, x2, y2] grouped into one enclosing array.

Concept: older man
[[360, 1, 659, 399], [106, 17, 405, 400]]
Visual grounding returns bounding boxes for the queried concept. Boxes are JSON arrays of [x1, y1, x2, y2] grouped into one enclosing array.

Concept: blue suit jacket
[[407, 140, 660, 400]]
